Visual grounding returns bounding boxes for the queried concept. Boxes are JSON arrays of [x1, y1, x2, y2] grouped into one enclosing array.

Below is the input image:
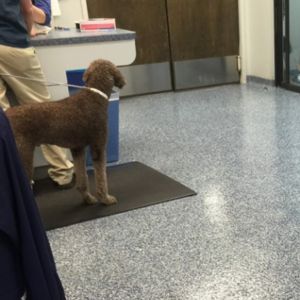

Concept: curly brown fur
[[5, 59, 125, 205]]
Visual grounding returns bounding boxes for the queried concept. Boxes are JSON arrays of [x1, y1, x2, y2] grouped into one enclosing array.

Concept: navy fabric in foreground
[[0, 109, 65, 300]]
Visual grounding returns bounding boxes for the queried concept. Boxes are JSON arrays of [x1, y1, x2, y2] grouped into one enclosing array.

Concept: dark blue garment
[[0, 109, 66, 300], [0, 0, 29, 48], [33, 0, 52, 26]]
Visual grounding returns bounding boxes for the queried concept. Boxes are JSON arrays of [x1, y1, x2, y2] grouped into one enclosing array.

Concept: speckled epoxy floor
[[47, 83, 300, 300]]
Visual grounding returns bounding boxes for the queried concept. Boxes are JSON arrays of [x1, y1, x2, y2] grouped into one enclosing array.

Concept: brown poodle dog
[[5, 59, 125, 205]]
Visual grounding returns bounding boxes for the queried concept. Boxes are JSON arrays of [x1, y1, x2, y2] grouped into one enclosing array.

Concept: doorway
[[167, 0, 240, 90], [275, 0, 300, 92]]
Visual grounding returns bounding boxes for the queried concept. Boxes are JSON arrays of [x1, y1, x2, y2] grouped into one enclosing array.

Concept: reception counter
[[31, 28, 136, 167], [31, 28, 136, 100]]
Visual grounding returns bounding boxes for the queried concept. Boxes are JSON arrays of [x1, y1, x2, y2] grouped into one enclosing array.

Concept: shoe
[[52, 174, 75, 190]]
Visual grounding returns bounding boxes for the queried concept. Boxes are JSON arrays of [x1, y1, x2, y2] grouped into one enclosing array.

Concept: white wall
[[239, 0, 275, 82], [52, 0, 88, 28]]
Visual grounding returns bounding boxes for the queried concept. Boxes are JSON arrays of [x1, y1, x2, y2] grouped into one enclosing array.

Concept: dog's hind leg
[[71, 147, 98, 205], [90, 143, 117, 205]]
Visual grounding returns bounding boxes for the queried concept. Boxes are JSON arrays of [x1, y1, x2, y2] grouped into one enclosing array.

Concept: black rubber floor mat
[[34, 162, 197, 230]]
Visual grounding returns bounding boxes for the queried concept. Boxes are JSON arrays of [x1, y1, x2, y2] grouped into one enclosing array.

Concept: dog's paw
[[84, 194, 98, 205], [100, 194, 117, 206]]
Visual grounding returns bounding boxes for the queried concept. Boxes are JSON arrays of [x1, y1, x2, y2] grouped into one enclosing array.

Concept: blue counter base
[[66, 69, 119, 165]]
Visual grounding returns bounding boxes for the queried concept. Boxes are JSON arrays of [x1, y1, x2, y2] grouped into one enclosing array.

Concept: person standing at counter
[[0, 0, 74, 188]]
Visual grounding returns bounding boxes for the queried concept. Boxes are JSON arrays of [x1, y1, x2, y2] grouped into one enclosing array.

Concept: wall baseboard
[[246, 75, 275, 86]]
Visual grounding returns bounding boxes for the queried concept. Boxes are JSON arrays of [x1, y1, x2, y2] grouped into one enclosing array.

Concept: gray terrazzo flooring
[[47, 83, 300, 300]]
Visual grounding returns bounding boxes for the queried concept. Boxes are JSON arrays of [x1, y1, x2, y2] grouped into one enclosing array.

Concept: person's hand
[[30, 27, 37, 37]]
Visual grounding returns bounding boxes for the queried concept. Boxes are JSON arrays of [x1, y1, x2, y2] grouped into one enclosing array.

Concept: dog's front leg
[[91, 143, 117, 205], [71, 147, 98, 205], [17, 138, 35, 184]]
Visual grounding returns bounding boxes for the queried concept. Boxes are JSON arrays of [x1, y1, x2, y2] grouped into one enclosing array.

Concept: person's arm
[[32, 5, 46, 24], [33, 0, 51, 26], [20, 0, 34, 36]]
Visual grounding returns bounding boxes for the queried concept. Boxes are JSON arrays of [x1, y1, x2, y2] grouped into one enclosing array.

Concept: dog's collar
[[0, 73, 110, 100], [86, 87, 109, 100]]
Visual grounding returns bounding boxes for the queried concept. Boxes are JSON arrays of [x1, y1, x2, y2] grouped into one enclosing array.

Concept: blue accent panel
[[107, 100, 119, 162], [66, 69, 85, 95], [66, 69, 119, 164], [85, 100, 119, 165]]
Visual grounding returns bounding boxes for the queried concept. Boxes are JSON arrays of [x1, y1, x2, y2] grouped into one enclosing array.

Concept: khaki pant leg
[[0, 45, 74, 184], [0, 77, 10, 110], [41, 145, 74, 185], [0, 45, 50, 104]]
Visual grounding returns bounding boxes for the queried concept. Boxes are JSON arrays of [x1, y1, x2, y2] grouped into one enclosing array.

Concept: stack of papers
[[76, 18, 116, 32]]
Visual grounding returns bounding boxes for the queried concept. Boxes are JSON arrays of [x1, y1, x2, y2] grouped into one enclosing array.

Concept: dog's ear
[[113, 68, 126, 89]]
